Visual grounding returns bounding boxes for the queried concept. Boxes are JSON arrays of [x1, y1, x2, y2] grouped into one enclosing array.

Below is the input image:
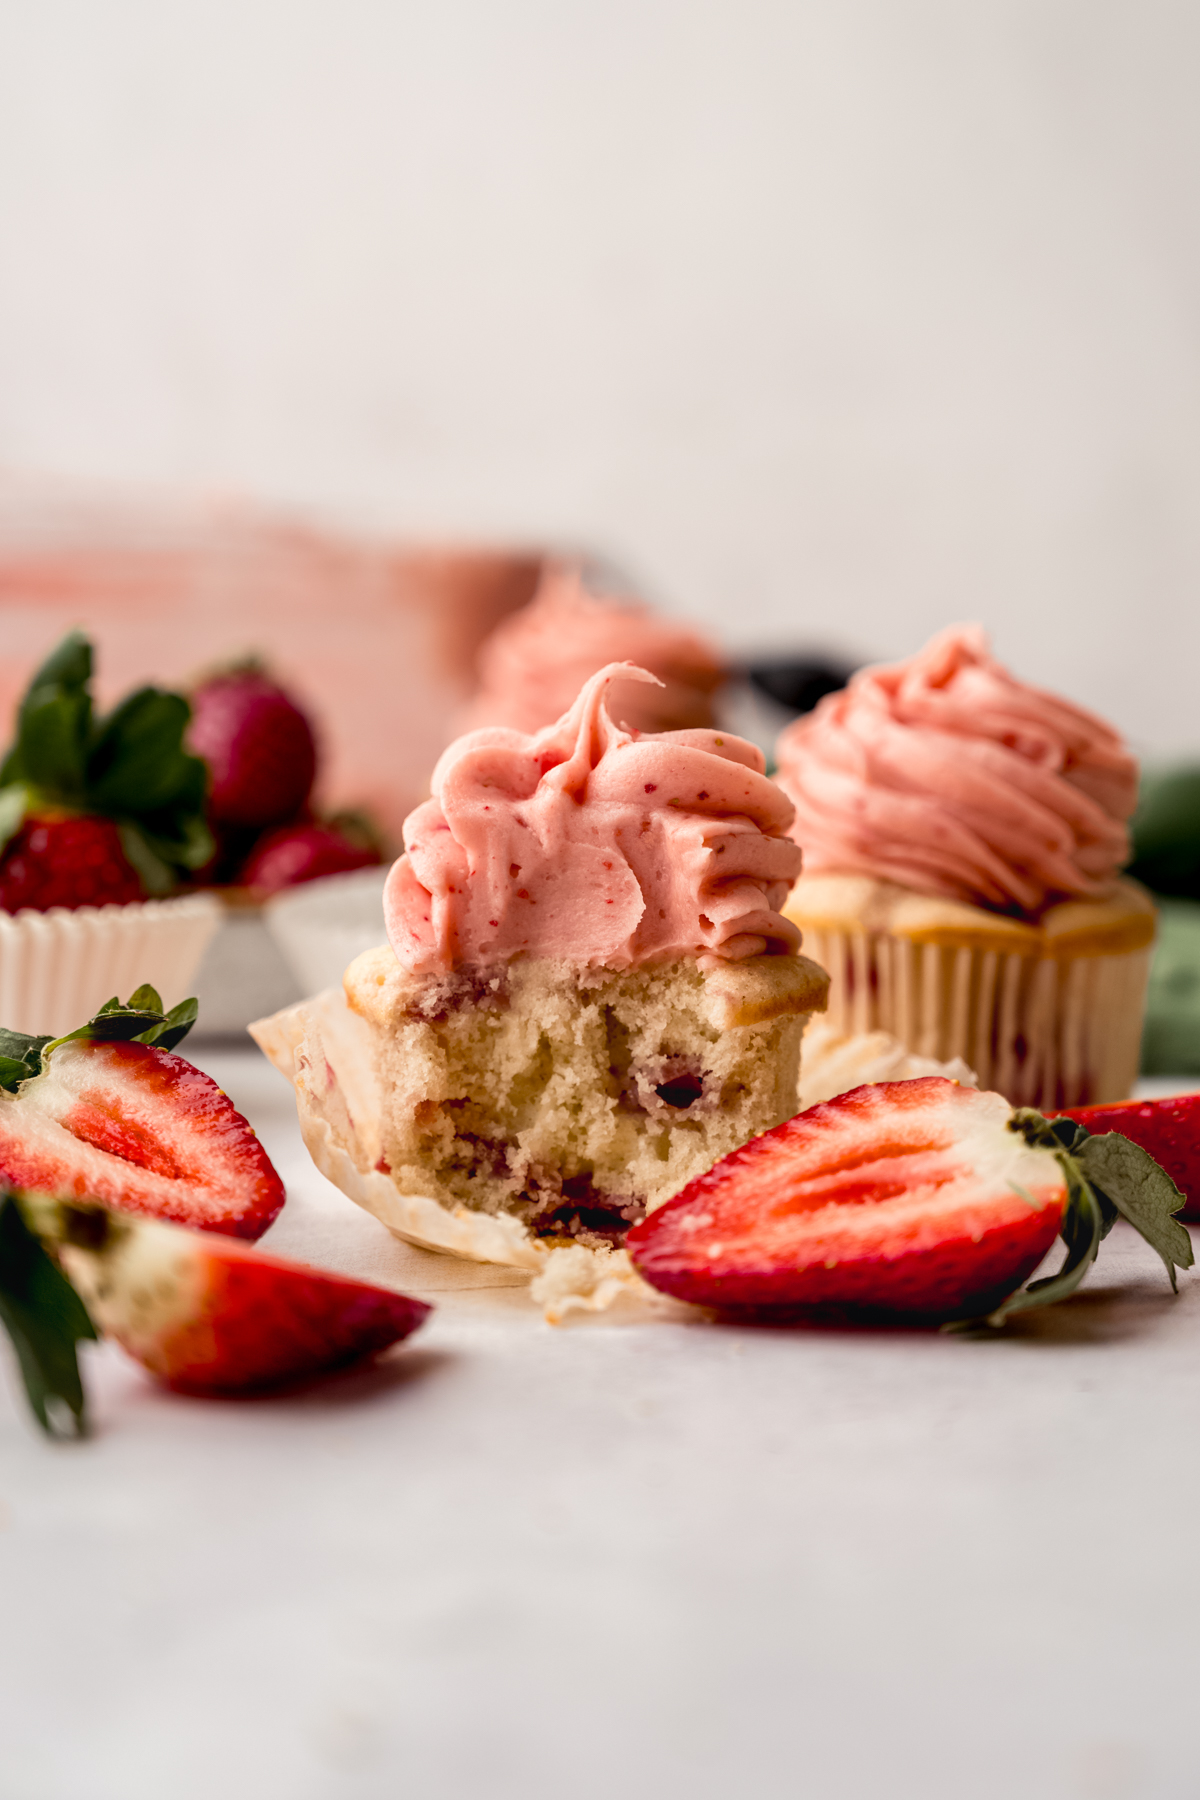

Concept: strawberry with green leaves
[[627, 1077, 1194, 1326], [0, 986, 284, 1239], [0, 631, 212, 909]]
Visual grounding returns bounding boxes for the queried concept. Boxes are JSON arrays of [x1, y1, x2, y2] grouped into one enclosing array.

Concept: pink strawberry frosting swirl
[[386, 663, 803, 973], [774, 625, 1137, 915]]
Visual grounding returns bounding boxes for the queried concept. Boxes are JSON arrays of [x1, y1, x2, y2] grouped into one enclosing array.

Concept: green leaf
[[0, 1193, 97, 1436], [125, 984, 164, 1013], [87, 688, 201, 814], [0, 784, 27, 856], [116, 821, 175, 897], [140, 997, 198, 1052], [2, 990, 199, 1074], [1078, 1132, 1195, 1293], [0, 1027, 52, 1093], [39, 987, 199, 1057], [981, 1152, 1106, 1327], [28, 630, 92, 695], [87, 686, 212, 881], [8, 630, 96, 797], [46, 1007, 166, 1054], [16, 686, 91, 798], [144, 809, 214, 873]]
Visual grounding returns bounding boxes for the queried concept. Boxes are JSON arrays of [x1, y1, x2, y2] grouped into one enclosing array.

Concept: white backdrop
[[3, 1, 1199, 753]]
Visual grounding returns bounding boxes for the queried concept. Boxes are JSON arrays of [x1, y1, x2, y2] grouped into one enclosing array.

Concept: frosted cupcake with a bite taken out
[[257, 662, 827, 1279], [775, 625, 1153, 1108]]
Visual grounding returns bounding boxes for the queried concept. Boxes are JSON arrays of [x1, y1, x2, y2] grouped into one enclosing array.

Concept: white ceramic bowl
[[263, 865, 390, 999], [0, 892, 222, 1037]]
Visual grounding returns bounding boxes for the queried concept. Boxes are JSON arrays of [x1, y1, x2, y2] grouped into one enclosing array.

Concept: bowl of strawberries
[[0, 632, 391, 1038]]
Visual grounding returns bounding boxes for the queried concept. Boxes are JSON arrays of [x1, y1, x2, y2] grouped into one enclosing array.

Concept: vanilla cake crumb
[[346, 946, 827, 1246]]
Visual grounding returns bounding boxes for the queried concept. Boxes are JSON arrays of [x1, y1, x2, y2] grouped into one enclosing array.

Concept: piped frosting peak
[[387, 663, 802, 973]]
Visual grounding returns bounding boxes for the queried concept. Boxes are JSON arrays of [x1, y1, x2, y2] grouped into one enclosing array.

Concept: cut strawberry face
[[45, 1203, 430, 1394], [1050, 1094, 1200, 1222], [0, 1039, 284, 1240], [627, 1079, 1069, 1320]]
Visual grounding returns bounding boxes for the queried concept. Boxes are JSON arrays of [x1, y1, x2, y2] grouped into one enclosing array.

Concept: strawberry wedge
[[46, 1202, 430, 1394], [0, 1040, 284, 1239], [1050, 1093, 1200, 1222]]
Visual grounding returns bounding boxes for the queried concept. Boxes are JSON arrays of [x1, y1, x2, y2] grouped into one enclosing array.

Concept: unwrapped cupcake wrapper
[[800, 924, 1152, 1109], [0, 894, 222, 1037]]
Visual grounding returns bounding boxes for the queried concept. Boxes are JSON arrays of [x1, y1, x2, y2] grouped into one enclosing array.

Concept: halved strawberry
[[628, 1079, 1068, 1320], [628, 1078, 1194, 1325], [37, 1200, 429, 1394], [1050, 1094, 1200, 1222], [0, 1038, 283, 1239]]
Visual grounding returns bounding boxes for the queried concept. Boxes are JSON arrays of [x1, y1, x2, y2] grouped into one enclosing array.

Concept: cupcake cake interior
[[347, 946, 823, 1245], [333, 660, 828, 1252]]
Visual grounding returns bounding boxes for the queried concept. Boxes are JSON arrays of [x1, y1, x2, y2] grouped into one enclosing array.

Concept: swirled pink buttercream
[[387, 663, 802, 973], [459, 564, 725, 737], [774, 625, 1138, 915]]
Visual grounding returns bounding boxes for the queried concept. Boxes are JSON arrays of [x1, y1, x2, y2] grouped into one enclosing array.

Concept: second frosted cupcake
[[775, 626, 1154, 1108]]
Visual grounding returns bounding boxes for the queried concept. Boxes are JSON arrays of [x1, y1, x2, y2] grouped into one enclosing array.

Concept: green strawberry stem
[[953, 1110, 1195, 1330], [0, 985, 199, 1095]]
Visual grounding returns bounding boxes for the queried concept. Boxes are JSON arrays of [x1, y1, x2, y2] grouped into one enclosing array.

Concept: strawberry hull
[[1050, 1095, 1200, 1222], [628, 1078, 1069, 1323]]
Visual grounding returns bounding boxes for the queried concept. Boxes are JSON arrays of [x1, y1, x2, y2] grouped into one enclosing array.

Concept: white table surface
[[3, 1047, 1200, 1800]]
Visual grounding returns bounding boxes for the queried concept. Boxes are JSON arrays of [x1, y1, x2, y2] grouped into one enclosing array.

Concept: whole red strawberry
[[187, 668, 317, 830], [242, 820, 380, 894], [0, 816, 143, 911]]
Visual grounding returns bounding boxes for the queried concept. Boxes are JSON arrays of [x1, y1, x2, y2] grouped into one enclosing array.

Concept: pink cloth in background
[[774, 624, 1138, 915], [459, 563, 725, 738], [387, 662, 802, 974], [0, 481, 541, 846]]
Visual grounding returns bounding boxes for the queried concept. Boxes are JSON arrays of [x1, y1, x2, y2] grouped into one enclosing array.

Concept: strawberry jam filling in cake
[[342, 663, 828, 1247]]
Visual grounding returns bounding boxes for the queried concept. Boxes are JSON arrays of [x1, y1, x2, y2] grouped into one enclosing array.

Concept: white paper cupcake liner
[[0, 893, 222, 1037], [249, 987, 654, 1321], [800, 925, 1152, 1109]]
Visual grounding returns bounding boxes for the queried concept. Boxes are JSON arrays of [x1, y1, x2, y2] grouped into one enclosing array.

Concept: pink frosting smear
[[387, 663, 803, 974], [459, 564, 725, 738], [774, 625, 1138, 915]]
